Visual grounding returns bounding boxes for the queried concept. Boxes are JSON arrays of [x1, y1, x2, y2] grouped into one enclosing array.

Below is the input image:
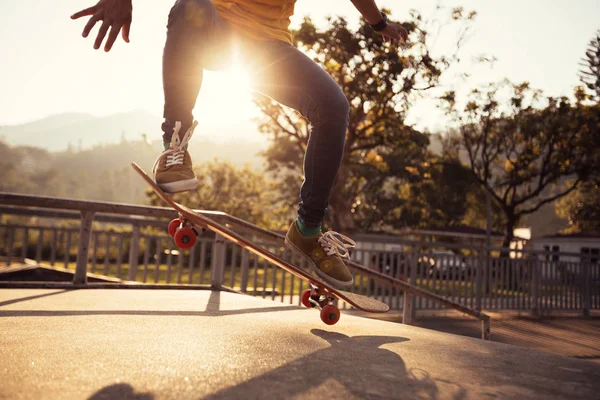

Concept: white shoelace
[[317, 231, 356, 258], [152, 121, 198, 174]]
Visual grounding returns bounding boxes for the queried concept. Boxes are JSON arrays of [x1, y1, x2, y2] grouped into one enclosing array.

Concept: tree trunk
[[501, 216, 516, 251], [327, 165, 356, 233], [502, 215, 517, 290]]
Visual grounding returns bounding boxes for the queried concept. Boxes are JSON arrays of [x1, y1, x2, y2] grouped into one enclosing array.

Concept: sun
[[193, 64, 258, 131], [228, 64, 253, 91]]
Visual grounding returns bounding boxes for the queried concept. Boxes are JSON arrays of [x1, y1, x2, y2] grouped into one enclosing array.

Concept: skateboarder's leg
[[162, 0, 234, 142], [249, 41, 350, 229], [247, 41, 354, 288], [156, 0, 234, 192]]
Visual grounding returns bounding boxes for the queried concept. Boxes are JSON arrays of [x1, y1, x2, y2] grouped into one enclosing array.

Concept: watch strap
[[370, 12, 388, 32]]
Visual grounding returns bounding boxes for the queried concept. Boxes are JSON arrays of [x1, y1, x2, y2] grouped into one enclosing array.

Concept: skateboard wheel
[[301, 289, 314, 308], [174, 227, 196, 249], [320, 305, 340, 325], [168, 218, 181, 237]]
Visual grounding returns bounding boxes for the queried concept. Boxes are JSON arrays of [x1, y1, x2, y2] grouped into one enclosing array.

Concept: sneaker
[[153, 121, 200, 193], [284, 221, 355, 289]]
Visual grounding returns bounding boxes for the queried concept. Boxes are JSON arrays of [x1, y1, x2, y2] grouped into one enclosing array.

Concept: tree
[[556, 179, 600, 233], [579, 29, 600, 100], [554, 99, 600, 233], [441, 82, 599, 247], [255, 8, 477, 232], [356, 153, 481, 230]]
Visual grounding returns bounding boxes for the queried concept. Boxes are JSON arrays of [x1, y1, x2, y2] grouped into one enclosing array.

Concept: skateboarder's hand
[[380, 22, 408, 45], [71, 0, 132, 52]]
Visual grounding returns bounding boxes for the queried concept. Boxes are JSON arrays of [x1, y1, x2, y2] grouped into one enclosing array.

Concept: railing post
[[482, 318, 491, 340], [476, 249, 484, 311], [403, 292, 414, 324], [127, 224, 140, 281], [364, 250, 372, 297], [531, 258, 540, 316], [73, 211, 94, 285], [240, 250, 249, 293], [35, 228, 44, 263], [582, 257, 591, 317], [403, 250, 417, 324], [211, 234, 226, 290], [6, 227, 15, 266]]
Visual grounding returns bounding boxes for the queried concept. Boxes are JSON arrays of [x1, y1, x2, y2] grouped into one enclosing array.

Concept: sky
[[0, 0, 599, 142]]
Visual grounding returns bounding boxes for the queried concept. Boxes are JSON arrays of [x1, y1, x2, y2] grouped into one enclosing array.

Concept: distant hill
[[0, 111, 269, 152], [0, 111, 269, 204], [0, 110, 267, 168], [0, 138, 267, 205], [1, 113, 96, 135], [0, 111, 162, 151]]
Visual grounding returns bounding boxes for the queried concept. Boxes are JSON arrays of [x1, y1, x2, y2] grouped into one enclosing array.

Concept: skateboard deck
[[132, 162, 389, 323]]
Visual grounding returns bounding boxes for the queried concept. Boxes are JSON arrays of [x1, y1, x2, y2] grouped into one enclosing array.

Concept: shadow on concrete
[[88, 383, 154, 400], [412, 316, 600, 362], [205, 290, 220, 312], [0, 306, 299, 318], [203, 329, 467, 399], [0, 289, 302, 318], [0, 289, 71, 307]]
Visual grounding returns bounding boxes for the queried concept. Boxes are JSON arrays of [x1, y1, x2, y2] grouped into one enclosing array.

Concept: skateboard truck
[[301, 284, 341, 325], [168, 214, 207, 249]]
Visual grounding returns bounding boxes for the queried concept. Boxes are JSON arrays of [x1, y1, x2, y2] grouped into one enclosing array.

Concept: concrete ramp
[[1, 289, 598, 399]]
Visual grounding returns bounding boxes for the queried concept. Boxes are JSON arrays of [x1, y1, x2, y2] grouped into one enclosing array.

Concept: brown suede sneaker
[[153, 121, 199, 193], [284, 221, 355, 289]]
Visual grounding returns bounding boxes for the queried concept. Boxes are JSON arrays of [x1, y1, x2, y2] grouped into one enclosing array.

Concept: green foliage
[[442, 81, 600, 245], [556, 180, 600, 233], [255, 9, 476, 232]]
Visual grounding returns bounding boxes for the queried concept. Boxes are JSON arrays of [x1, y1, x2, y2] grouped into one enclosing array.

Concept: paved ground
[[360, 311, 600, 363], [1, 289, 600, 400]]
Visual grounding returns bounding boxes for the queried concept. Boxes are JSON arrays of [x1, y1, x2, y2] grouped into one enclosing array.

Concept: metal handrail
[[0, 192, 491, 339]]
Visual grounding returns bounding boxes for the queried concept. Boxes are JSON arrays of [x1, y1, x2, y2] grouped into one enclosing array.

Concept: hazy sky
[[1, 0, 599, 141]]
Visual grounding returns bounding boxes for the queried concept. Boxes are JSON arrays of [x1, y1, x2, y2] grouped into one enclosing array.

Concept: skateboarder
[[71, 0, 408, 289]]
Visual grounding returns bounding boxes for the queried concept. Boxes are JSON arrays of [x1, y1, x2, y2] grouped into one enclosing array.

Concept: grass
[[10, 253, 538, 303], [54, 260, 307, 297]]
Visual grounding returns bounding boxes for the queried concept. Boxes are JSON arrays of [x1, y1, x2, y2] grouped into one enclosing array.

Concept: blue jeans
[[162, 0, 350, 227]]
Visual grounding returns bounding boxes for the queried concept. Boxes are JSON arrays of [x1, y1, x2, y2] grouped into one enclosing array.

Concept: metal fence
[[1, 220, 597, 316], [351, 244, 599, 315]]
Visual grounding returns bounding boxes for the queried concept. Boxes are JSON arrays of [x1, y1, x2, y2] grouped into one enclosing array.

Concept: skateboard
[[132, 162, 389, 325]]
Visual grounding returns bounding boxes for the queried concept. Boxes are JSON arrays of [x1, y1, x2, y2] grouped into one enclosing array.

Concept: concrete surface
[[361, 311, 600, 363], [0, 263, 121, 283], [1, 289, 599, 400]]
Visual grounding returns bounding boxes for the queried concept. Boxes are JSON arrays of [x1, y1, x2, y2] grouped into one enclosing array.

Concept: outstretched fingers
[[94, 20, 111, 50], [70, 6, 98, 20], [104, 24, 121, 51], [122, 22, 131, 43], [82, 14, 101, 38], [71, 1, 133, 52]]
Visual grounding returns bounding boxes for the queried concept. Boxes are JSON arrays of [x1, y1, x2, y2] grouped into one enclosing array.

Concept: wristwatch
[[369, 12, 388, 32]]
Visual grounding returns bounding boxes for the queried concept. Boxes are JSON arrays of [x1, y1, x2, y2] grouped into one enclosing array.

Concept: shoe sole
[[284, 236, 354, 290], [157, 178, 199, 193]]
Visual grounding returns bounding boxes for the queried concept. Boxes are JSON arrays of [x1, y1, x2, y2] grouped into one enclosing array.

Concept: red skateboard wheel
[[168, 218, 181, 237], [320, 304, 340, 325], [301, 289, 313, 308], [174, 227, 196, 249]]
